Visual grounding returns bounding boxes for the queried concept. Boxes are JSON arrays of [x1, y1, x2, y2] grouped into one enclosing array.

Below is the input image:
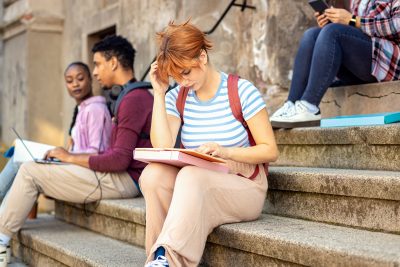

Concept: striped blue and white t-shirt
[[165, 72, 266, 149]]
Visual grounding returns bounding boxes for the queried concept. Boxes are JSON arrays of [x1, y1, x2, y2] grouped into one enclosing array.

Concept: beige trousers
[[140, 162, 268, 267], [0, 162, 139, 236]]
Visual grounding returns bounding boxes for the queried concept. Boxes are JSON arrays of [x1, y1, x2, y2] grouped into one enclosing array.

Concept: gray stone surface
[[0, 0, 64, 145], [208, 214, 400, 266], [273, 124, 400, 171], [55, 199, 145, 247], [321, 81, 400, 118], [274, 124, 400, 145], [275, 143, 400, 171], [268, 167, 400, 200], [13, 239, 66, 267], [266, 191, 400, 233], [264, 167, 400, 233], [12, 215, 147, 267], [202, 243, 301, 267], [58, 198, 146, 224], [9, 257, 28, 267], [56, 197, 400, 266], [0, 1, 3, 140]]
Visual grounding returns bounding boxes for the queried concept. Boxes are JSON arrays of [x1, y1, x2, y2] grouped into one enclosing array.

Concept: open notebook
[[133, 148, 229, 173]]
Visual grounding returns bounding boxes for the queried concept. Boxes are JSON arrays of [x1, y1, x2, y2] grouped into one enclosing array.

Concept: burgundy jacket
[[89, 89, 153, 187]]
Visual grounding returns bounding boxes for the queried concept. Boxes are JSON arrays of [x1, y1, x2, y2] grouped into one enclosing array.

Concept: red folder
[[133, 148, 229, 173]]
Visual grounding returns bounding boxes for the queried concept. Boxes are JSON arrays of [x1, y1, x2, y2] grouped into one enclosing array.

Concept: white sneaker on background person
[[270, 100, 321, 128], [270, 101, 295, 119]]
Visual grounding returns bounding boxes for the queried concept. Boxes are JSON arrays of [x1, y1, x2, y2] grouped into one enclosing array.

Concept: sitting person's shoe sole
[[271, 119, 320, 129]]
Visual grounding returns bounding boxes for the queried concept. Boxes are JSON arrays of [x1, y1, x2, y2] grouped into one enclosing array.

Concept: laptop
[[11, 127, 65, 164]]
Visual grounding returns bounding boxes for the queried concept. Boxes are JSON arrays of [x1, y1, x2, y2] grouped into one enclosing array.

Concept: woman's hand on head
[[44, 147, 71, 162], [315, 12, 330, 27], [324, 8, 352, 25], [196, 142, 230, 160], [150, 62, 169, 96]]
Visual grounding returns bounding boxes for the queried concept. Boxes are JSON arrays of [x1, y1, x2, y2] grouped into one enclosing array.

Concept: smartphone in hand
[[308, 0, 330, 14]]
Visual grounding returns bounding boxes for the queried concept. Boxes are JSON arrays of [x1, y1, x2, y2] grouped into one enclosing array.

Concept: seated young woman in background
[[270, 0, 400, 128], [0, 61, 112, 200], [141, 20, 278, 267]]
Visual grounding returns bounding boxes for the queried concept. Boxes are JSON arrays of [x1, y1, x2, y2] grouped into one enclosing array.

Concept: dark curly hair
[[91, 35, 136, 71]]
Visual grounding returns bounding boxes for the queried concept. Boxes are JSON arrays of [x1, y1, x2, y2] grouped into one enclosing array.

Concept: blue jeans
[[0, 156, 19, 201], [288, 24, 377, 106]]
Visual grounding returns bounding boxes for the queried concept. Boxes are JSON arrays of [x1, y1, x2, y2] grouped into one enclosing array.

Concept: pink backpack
[[176, 74, 269, 179]]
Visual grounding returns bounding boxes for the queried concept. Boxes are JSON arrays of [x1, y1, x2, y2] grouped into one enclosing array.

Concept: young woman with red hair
[[141, 20, 278, 267]]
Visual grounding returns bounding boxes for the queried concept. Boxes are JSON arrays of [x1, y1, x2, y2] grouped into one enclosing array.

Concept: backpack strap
[[176, 86, 190, 148], [227, 74, 268, 179], [113, 81, 152, 116], [113, 81, 153, 139], [176, 86, 190, 124], [227, 74, 255, 146]]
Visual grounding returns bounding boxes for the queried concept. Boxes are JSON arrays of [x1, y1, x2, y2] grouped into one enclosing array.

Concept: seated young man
[[0, 35, 153, 263]]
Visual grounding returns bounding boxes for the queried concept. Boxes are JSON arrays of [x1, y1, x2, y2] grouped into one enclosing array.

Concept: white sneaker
[[270, 101, 295, 119], [145, 255, 169, 267], [271, 100, 321, 128], [0, 245, 7, 267]]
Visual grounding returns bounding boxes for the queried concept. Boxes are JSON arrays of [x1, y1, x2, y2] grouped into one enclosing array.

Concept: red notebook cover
[[133, 148, 229, 173]]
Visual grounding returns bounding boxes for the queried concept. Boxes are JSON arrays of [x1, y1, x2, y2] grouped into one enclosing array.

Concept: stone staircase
[[10, 85, 400, 266], [273, 125, 400, 171]]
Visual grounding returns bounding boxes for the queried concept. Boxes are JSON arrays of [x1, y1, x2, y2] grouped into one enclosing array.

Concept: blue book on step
[[320, 112, 400, 128]]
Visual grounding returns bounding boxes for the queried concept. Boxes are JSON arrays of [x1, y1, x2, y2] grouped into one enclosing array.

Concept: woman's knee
[[17, 162, 37, 177], [139, 163, 176, 193], [301, 27, 321, 44], [175, 166, 207, 189], [318, 23, 346, 41]]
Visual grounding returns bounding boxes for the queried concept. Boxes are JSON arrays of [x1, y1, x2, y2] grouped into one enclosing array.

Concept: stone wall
[[0, 0, 64, 145], [1, 0, 316, 144], [2, 33, 28, 141], [61, 0, 315, 130], [0, 0, 5, 170], [0, 0, 4, 141]]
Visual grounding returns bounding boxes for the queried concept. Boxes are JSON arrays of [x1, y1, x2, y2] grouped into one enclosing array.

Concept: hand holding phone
[[308, 0, 330, 14], [315, 12, 330, 27]]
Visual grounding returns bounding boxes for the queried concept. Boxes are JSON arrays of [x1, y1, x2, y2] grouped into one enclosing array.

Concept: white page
[[13, 139, 55, 164]]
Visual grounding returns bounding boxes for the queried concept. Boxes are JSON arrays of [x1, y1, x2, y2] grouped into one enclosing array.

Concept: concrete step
[[56, 198, 146, 248], [321, 80, 400, 118], [55, 199, 400, 266], [11, 215, 147, 267], [273, 124, 400, 171], [206, 214, 400, 266], [9, 258, 27, 267], [266, 166, 400, 233]]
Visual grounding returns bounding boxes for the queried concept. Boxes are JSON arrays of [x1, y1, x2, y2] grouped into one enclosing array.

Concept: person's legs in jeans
[[272, 23, 376, 128], [271, 27, 321, 119], [287, 27, 322, 103], [301, 23, 375, 106], [0, 157, 19, 201]]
